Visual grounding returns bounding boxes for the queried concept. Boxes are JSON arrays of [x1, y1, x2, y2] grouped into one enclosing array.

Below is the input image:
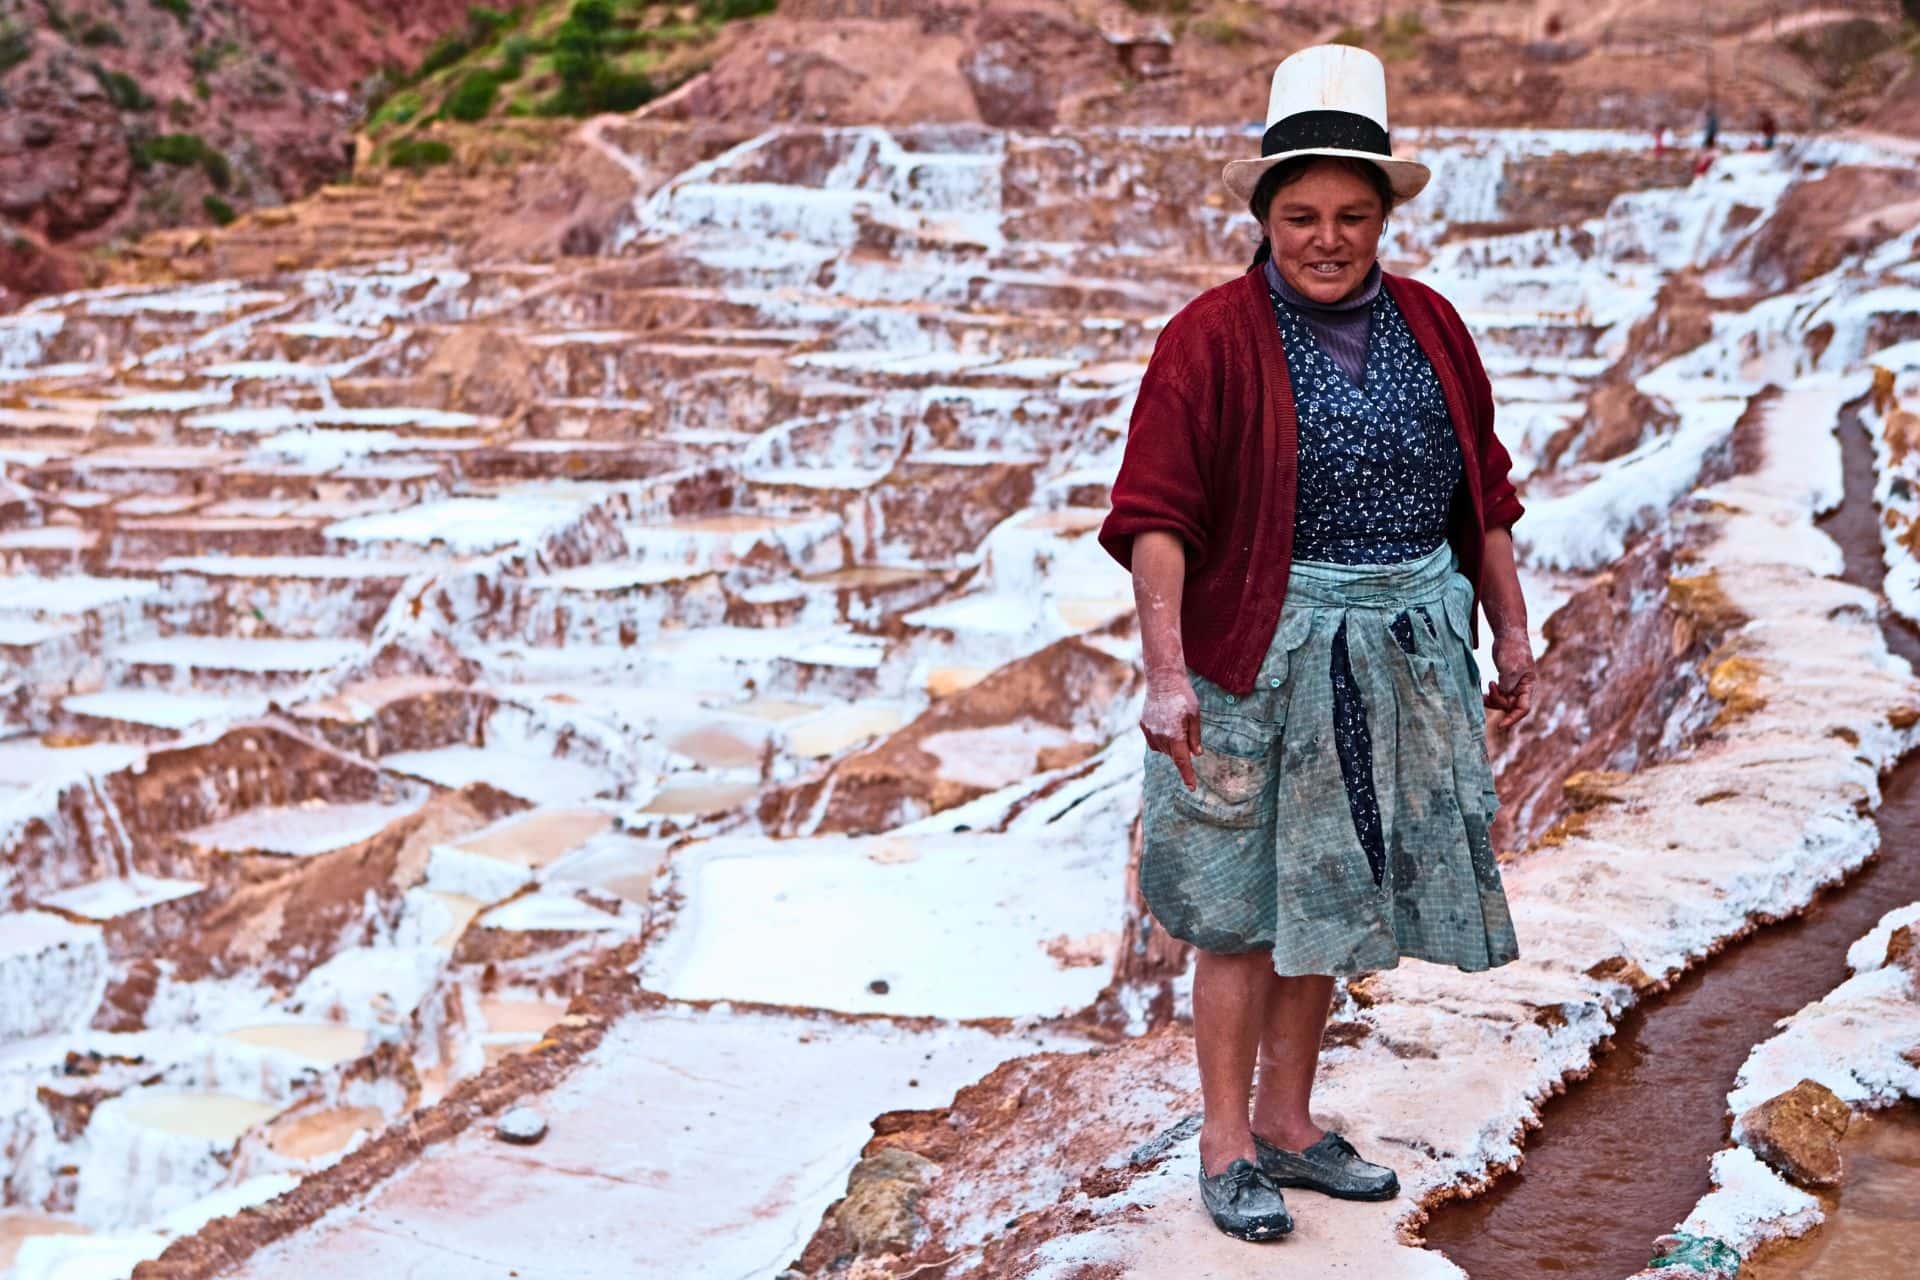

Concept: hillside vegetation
[[361, 0, 772, 170]]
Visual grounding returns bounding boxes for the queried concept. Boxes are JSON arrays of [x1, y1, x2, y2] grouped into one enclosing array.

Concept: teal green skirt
[[1141, 541, 1521, 976]]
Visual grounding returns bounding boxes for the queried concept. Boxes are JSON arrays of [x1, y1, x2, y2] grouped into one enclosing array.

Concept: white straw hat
[[1221, 45, 1430, 205]]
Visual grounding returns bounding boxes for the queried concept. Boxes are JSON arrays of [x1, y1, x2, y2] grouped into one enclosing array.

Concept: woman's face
[[1261, 161, 1386, 304]]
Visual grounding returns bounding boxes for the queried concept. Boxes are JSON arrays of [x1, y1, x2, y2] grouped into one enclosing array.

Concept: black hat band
[[1261, 110, 1391, 159]]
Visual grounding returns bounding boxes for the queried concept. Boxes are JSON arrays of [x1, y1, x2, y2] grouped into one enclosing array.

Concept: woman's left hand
[[1484, 629, 1534, 730]]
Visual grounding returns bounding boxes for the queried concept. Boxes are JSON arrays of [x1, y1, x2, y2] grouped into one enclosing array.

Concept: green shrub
[[1332, 25, 1365, 46], [201, 148, 231, 190], [467, 5, 513, 37], [0, 23, 28, 76], [499, 34, 533, 79], [371, 90, 423, 127], [387, 137, 453, 169], [537, 0, 667, 115], [570, 0, 616, 33], [538, 67, 656, 116], [1191, 18, 1248, 45], [81, 21, 124, 47], [202, 194, 235, 225], [143, 132, 208, 166], [136, 132, 231, 188], [153, 0, 190, 21], [596, 70, 655, 111], [418, 34, 471, 78], [696, 0, 776, 20], [189, 39, 237, 75], [443, 68, 499, 120], [94, 66, 152, 109]]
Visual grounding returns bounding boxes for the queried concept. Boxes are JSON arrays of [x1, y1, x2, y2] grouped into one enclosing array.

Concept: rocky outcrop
[[0, 0, 477, 307], [1737, 1078, 1851, 1187], [1742, 165, 1920, 291], [0, 45, 132, 239], [230, 1, 476, 94], [1486, 527, 1720, 856], [649, 0, 1908, 135]]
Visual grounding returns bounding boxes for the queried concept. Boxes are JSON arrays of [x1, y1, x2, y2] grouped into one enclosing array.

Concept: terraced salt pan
[[225, 1007, 1085, 1280], [0, 739, 145, 804], [383, 745, 612, 806], [424, 808, 615, 902], [0, 911, 106, 1041], [198, 359, 340, 380], [10, 1174, 299, 1280], [646, 829, 1122, 1018], [101, 388, 233, 414], [449, 808, 613, 870], [0, 575, 161, 616], [184, 797, 427, 857], [0, 618, 79, 647], [73, 1090, 282, 1230], [154, 553, 431, 580], [541, 833, 668, 906], [326, 492, 593, 553], [477, 889, 637, 933], [82, 285, 285, 317], [220, 1023, 369, 1067], [110, 634, 364, 674], [61, 689, 269, 729], [524, 560, 715, 591], [0, 1212, 86, 1270], [38, 873, 202, 919], [0, 525, 96, 551]]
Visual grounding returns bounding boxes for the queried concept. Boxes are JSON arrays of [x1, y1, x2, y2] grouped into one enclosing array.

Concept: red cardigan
[[1098, 267, 1525, 696]]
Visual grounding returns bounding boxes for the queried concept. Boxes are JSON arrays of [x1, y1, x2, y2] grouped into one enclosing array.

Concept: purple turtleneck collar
[[1263, 256, 1382, 317], [1264, 257, 1380, 386]]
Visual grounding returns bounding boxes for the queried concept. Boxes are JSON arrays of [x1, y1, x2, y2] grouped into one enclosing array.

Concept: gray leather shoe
[[1253, 1130, 1399, 1201], [1197, 1158, 1294, 1241]]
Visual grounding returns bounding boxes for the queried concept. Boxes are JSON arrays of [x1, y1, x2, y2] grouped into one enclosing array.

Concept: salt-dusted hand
[[1140, 669, 1203, 789], [1483, 629, 1535, 731]]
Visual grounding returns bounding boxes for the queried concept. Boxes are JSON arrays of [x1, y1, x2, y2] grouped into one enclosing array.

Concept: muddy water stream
[[1423, 409, 1920, 1279]]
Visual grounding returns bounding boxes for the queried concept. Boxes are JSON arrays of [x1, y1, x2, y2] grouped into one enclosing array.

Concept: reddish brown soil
[[650, 1, 1900, 135], [0, 0, 476, 306], [1487, 524, 1724, 858], [231, 1, 476, 94], [796, 1029, 1199, 1276], [1743, 164, 1920, 290]]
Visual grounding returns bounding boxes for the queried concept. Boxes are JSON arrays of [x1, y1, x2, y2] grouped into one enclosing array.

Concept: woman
[[1098, 45, 1536, 1242]]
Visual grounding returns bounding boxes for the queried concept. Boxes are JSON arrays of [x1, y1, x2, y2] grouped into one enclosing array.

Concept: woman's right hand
[[1140, 669, 1204, 789]]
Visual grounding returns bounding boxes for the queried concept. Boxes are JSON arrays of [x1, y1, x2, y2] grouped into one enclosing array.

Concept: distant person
[[1653, 124, 1667, 155], [1702, 101, 1720, 150], [1759, 110, 1779, 150], [1101, 44, 1534, 1243]]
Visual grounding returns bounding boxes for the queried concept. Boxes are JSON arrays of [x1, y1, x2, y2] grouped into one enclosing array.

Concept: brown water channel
[[1422, 408, 1920, 1279]]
